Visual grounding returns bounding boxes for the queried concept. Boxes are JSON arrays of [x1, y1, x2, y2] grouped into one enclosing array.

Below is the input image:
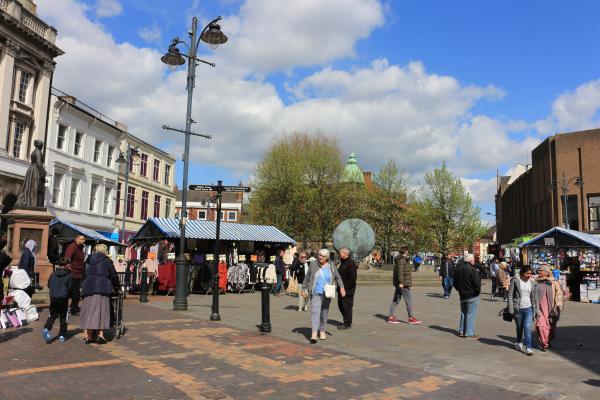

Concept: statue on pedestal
[[16, 140, 46, 208]]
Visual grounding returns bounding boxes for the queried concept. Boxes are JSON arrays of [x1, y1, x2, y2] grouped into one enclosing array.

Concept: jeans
[[459, 296, 480, 336], [311, 293, 331, 333], [271, 273, 282, 294], [491, 277, 497, 296], [389, 287, 414, 318], [515, 307, 533, 348], [442, 277, 453, 297]]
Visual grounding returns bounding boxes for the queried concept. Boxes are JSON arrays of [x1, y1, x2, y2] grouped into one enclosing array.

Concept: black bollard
[[139, 266, 149, 303], [260, 283, 271, 333]]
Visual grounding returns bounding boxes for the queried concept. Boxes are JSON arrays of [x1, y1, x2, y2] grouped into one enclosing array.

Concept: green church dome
[[342, 153, 365, 184]]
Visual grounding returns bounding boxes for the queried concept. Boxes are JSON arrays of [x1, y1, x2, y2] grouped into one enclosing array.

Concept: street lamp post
[[161, 16, 228, 311], [116, 144, 140, 242], [560, 173, 583, 230]]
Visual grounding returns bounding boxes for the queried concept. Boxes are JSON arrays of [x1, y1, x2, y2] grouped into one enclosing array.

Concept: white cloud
[[138, 22, 162, 43], [95, 0, 122, 18]]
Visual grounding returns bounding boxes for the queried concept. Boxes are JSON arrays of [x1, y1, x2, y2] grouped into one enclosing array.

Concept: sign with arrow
[[189, 184, 251, 193]]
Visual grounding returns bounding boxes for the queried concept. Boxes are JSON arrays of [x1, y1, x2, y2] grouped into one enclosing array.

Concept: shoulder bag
[[498, 306, 512, 322], [323, 267, 336, 299]]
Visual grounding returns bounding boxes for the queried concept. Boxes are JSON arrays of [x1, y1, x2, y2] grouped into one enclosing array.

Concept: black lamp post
[[115, 145, 140, 242], [161, 17, 227, 311]]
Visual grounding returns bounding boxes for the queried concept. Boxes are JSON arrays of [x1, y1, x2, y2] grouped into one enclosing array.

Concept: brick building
[[175, 188, 244, 223], [496, 128, 600, 245]]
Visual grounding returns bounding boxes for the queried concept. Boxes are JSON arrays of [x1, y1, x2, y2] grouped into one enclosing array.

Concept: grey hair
[[319, 248, 330, 258], [339, 247, 350, 256], [95, 243, 108, 255], [464, 253, 474, 262]]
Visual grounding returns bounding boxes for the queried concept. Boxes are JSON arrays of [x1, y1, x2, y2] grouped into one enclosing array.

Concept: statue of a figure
[[16, 140, 46, 208]]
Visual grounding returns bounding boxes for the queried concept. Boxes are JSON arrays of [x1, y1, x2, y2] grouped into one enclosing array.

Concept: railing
[[0, 0, 10, 11], [21, 8, 49, 38]]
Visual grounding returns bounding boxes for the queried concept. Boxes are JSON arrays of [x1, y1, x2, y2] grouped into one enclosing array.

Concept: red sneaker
[[408, 317, 422, 325], [387, 316, 400, 324]]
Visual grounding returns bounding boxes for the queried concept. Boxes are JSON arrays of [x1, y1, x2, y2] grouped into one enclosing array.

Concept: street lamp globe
[[201, 23, 228, 49], [161, 45, 186, 69]]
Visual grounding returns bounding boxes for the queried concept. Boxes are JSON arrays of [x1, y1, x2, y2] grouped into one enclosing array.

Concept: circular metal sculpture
[[332, 219, 375, 261]]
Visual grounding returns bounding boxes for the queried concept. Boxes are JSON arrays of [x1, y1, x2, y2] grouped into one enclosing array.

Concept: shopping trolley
[[111, 291, 125, 338]]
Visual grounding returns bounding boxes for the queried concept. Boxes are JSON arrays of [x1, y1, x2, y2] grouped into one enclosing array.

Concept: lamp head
[[130, 147, 141, 163], [201, 22, 228, 49], [115, 152, 127, 164], [161, 41, 186, 69]]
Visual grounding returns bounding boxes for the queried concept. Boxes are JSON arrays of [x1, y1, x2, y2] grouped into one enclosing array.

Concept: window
[[52, 173, 63, 204], [116, 183, 121, 215], [74, 131, 83, 156], [164, 164, 171, 185], [589, 197, 600, 230], [126, 187, 135, 218], [140, 154, 148, 176], [12, 121, 26, 158], [107, 145, 114, 167], [57, 124, 67, 150], [197, 210, 207, 220], [227, 211, 237, 222], [17, 70, 32, 103], [103, 187, 112, 214], [153, 159, 160, 181], [165, 198, 171, 218], [140, 191, 149, 220], [69, 178, 80, 208], [93, 140, 102, 163], [219, 211, 225, 221], [128, 155, 134, 172], [153, 195, 161, 217], [89, 183, 99, 211]]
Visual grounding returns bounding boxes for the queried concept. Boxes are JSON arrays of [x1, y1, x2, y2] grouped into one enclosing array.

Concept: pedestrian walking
[[80, 244, 120, 344], [296, 252, 309, 312], [453, 253, 481, 339], [272, 249, 285, 295], [301, 249, 345, 343], [534, 266, 564, 351], [387, 248, 422, 325], [489, 257, 499, 300], [412, 254, 422, 272], [496, 261, 510, 301], [18, 239, 37, 297], [337, 248, 357, 329], [439, 254, 455, 299], [48, 228, 61, 270], [0, 238, 12, 303], [508, 265, 536, 355], [64, 234, 85, 315], [42, 257, 72, 343]]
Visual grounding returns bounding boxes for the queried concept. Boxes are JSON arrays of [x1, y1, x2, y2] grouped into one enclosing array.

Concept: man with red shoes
[[387, 248, 421, 325]]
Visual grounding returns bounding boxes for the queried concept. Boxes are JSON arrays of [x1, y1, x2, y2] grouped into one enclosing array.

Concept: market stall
[[49, 219, 125, 248], [129, 218, 294, 294], [519, 227, 600, 303]]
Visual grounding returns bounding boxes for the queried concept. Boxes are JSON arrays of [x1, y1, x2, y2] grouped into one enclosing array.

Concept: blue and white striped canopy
[[132, 218, 295, 244]]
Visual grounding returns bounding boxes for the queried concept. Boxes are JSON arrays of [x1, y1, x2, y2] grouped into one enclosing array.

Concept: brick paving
[[0, 298, 546, 400]]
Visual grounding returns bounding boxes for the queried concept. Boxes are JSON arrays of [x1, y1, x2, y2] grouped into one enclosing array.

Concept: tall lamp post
[[161, 16, 228, 311], [116, 144, 140, 242], [547, 174, 583, 229]]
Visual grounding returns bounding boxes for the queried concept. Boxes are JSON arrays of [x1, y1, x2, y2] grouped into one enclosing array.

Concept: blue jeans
[[443, 277, 453, 297], [271, 273, 282, 294], [459, 296, 480, 336], [515, 307, 533, 348]]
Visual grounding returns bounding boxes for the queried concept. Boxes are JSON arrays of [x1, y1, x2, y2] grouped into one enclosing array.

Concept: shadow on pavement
[[292, 327, 312, 340], [284, 305, 298, 311], [327, 319, 342, 326], [478, 337, 514, 349], [426, 293, 445, 298], [583, 379, 600, 387], [373, 313, 388, 321], [428, 325, 460, 336], [0, 327, 33, 343]]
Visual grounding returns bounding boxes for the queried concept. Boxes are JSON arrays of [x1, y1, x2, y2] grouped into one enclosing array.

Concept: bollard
[[139, 266, 149, 303], [260, 283, 271, 333]]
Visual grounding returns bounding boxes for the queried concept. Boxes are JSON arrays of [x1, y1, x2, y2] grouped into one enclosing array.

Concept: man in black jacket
[[439, 254, 455, 299], [271, 249, 285, 295], [337, 248, 357, 329], [453, 253, 481, 339]]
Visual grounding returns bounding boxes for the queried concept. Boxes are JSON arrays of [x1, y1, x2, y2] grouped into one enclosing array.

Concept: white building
[[0, 0, 63, 220], [45, 91, 122, 236]]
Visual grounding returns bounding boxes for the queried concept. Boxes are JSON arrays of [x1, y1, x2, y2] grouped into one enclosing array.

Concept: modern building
[[175, 188, 244, 223], [118, 134, 177, 242], [44, 90, 122, 236], [495, 128, 600, 245], [0, 0, 63, 221]]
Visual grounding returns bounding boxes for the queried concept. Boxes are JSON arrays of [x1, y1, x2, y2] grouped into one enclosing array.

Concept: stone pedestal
[[5, 207, 54, 286]]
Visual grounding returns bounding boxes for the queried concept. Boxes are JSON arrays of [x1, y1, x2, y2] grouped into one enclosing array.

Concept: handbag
[[324, 283, 336, 299], [498, 307, 512, 322]]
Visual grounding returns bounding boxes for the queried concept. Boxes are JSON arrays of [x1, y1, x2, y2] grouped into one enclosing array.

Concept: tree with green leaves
[[367, 159, 412, 262], [408, 163, 483, 255]]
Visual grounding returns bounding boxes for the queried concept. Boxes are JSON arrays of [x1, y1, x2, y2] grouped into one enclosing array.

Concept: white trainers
[[524, 347, 534, 356], [514, 342, 523, 351]]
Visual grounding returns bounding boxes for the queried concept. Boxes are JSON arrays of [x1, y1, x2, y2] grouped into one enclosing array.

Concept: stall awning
[[519, 227, 600, 249], [131, 218, 295, 245], [50, 219, 125, 247]]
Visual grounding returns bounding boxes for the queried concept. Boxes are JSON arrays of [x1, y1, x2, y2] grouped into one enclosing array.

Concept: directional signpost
[[189, 181, 250, 321]]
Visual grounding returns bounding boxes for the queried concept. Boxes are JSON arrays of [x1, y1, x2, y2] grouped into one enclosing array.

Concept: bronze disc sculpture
[[332, 219, 375, 261]]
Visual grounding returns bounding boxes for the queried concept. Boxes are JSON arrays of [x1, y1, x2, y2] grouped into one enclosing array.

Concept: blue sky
[[38, 0, 600, 225]]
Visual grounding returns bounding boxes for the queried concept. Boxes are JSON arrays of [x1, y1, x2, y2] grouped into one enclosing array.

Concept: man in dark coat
[[64, 235, 86, 315], [48, 228, 61, 269], [453, 253, 482, 338], [271, 249, 285, 295], [439, 254, 456, 299], [337, 248, 358, 329], [387, 248, 421, 325]]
